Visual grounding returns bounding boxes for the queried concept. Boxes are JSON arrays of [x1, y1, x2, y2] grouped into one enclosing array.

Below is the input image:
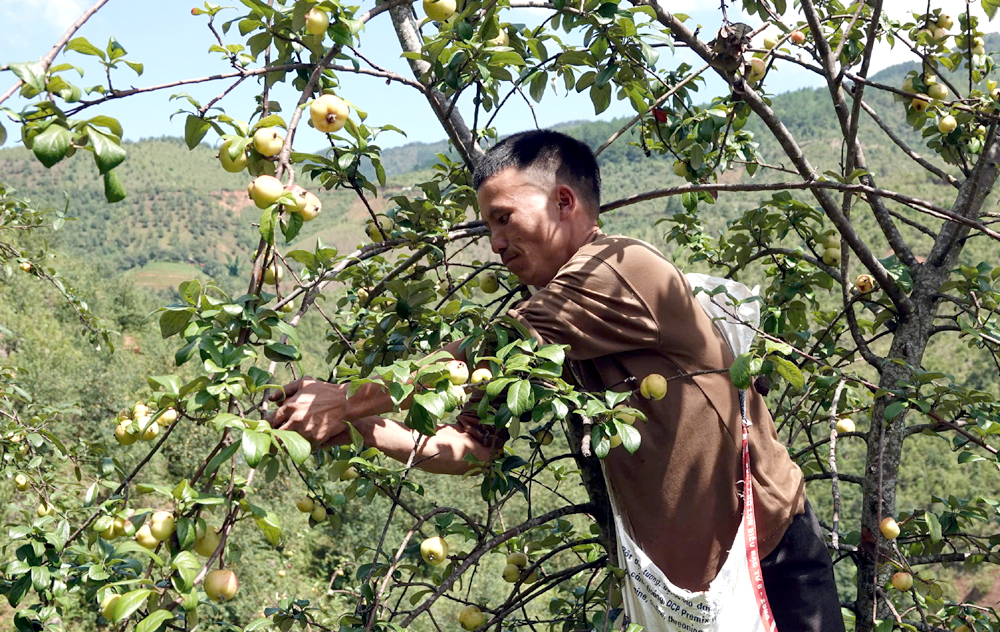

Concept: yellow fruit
[[608, 432, 622, 448], [423, 0, 457, 22], [614, 404, 637, 425], [855, 274, 876, 293], [150, 511, 175, 541], [114, 517, 130, 537], [305, 7, 330, 35], [248, 175, 285, 209], [366, 216, 394, 241], [672, 161, 689, 178], [480, 272, 499, 294], [340, 466, 359, 481], [278, 569, 287, 577], [115, 423, 138, 445], [99, 523, 117, 540], [537, 430, 553, 446], [891, 571, 913, 591], [100, 593, 120, 620], [458, 605, 485, 631], [218, 138, 248, 173], [263, 262, 284, 285], [748, 58, 767, 81], [420, 536, 449, 566], [835, 418, 856, 434], [296, 497, 315, 513], [488, 28, 509, 47], [14, 473, 29, 491], [139, 417, 159, 441], [252, 127, 284, 157], [523, 569, 539, 583], [880, 516, 901, 540], [938, 115, 958, 134], [911, 95, 931, 112], [763, 35, 778, 50], [639, 374, 667, 401], [136, 523, 158, 549], [447, 360, 469, 385], [36, 502, 53, 517], [299, 192, 322, 221], [310, 94, 350, 133], [502, 563, 520, 582], [195, 527, 221, 557], [937, 14, 953, 30], [471, 368, 492, 384], [507, 552, 528, 567], [157, 408, 178, 427], [311, 506, 328, 522], [929, 83, 949, 101], [204, 569, 239, 602], [132, 402, 150, 418], [822, 247, 842, 266]]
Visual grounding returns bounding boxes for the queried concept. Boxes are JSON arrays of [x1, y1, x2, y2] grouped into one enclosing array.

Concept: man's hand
[[267, 376, 349, 446]]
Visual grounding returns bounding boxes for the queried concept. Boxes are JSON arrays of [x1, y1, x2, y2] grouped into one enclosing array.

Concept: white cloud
[[1, 0, 88, 32]]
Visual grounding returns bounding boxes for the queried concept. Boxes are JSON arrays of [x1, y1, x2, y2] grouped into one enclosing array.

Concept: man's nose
[[490, 230, 506, 255]]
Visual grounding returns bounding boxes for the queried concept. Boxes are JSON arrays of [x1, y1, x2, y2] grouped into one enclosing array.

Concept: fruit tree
[[3, 1, 1000, 631]]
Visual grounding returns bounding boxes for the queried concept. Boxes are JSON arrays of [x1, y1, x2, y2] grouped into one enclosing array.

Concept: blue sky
[[0, 0, 990, 151]]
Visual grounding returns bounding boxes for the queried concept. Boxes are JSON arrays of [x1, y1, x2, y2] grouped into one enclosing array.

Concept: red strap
[[743, 409, 778, 631]]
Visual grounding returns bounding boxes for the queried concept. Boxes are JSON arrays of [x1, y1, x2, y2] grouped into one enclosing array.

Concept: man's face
[[477, 167, 572, 287]]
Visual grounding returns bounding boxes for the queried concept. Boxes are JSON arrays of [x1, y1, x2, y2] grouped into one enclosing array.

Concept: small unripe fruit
[[149, 511, 175, 541], [136, 523, 158, 549], [139, 417, 159, 441], [14, 473, 29, 491], [19, 261, 32, 272], [937, 14, 953, 30], [204, 569, 239, 602], [502, 563, 520, 582], [480, 272, 499, 294], [310, 94, 350, 133], [36, 502, 53, 517], [929, 84, 949, 101], [488, 28, 509, 47], [901, 77, 914, 93], [311, 506, 328, 522], [299, 192, 322, 221], [99, 523, 117, 540], [447, 360, 469, 385], [340, 466, 359, 481], [614, 404, 637, 426], [252, 127, 284, 157], [507, 552, 528, 567], [458, 605, 485, 631], [880, 516, 901, 540], [639, 374, 667, 401], [423, 0, 457, 22], [855, 274, 876, 293], [938, 115, 958, 134], [133, 402, 150, 418], [263, 262, 283, 285], [608, 431, 623, 448], [672, 161, 689, 178], [932, 27, 949, 41], [305, 7, 330, 35], [891, 571, 913, 591], [822, 247, 842, 266], [420, 536, 449, 566], [115, 423, 138, 445], [471, 368, 492, 384], [194, 526, 221, 557], [296, 497, 315, 513], [278, 569, 287, 577], [114, 517, 129, 537], [748, 58, 767, 82], [835, 418, 856, 434], [763, 35, 778, 50], [218, 138, 248, 173], [100, 593, 120, 620], [537, 430, 553, 446], [158, 408, 178, 427]]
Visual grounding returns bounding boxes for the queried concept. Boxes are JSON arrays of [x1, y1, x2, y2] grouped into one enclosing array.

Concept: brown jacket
[[504, 234, 805, 591]]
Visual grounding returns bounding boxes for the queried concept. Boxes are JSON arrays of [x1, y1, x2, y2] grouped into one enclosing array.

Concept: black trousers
[[761, 501, 846, 632]]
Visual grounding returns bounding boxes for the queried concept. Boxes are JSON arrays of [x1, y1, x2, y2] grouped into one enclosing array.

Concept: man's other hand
[[267, 376, 349, 446]]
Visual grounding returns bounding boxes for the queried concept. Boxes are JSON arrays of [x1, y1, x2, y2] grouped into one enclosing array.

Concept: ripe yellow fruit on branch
[[305, 7, 330, 35], [639, 374, 667, 401], [263, 262, 283, 286], [310, 94, 350, 133], [420, 535, 449, 566], [506, 552, 528, 567], [424, 0, 457, 22], [471, 368, 492, 384], [891, 571, 913, 591], [447, 360, 469, 385], [149, 511, 175, 541], [879, 516, 901, 540], [296, 497, 315, 513], [252, 127, 283, 157], [835, 418, 855, 434], [458, 605, 485, 631], [854, 274, 876, 293], [194, 526, 221, 557], [136, 523, 158, 549], [502, 563, 520, 582]]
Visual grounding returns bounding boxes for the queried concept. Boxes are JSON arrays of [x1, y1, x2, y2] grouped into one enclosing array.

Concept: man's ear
[[555, 184, 578, 219]]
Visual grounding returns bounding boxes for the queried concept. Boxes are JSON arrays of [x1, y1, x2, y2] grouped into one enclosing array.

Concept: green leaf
[[103, 170, 127, 203], [66, 37, 106, 59], [259, 206, 278, 244], [184, 115, 211, 150], [147, 375, 182, 395], [9, 62, 45, 92], [282, 211, 303, 243], [529, 72, 547, 103], [32, 124, 73, 168], [619, 423, 641, 453], [113, 589, 153, 622], [159, 310, 192, 338], [590, 83, 612, 114], [264, 342, 300, 362], [771, 356, 804, 391], [89, 128, 127, 174], [507, 379, 534, 416], [884, 401, 907, 420], [413, 391, 446, 418], [241, 430, 271, 468], [272, 429, 311, 464], [87, 115, 124, 138], [925, 512, 942, 543], [136, 610, 174, 632], [253, 512, 283, 546], [729, 353, 753, 390]]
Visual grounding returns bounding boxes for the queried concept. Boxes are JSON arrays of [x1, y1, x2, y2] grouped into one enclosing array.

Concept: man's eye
[[498, 213, 510, 225]]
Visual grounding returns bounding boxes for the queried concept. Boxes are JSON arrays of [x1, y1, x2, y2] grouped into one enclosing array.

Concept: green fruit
[[218, 139, 248, 173], [480, 272, 499, 294]]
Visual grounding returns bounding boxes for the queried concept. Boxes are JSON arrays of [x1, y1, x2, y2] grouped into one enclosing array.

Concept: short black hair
[[472, 130, 601, 212]]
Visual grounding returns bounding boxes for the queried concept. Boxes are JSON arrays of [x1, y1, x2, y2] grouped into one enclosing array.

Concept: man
[[268, 130, 845, 631]]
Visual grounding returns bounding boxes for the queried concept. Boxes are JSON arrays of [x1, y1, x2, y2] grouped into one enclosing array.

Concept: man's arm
[[322, 415, 494, 475]]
